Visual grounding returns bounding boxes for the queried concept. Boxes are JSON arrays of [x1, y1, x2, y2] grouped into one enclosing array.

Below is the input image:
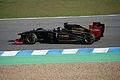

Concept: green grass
[[0, 52, 120, 65], [0, 0, 120, 18]]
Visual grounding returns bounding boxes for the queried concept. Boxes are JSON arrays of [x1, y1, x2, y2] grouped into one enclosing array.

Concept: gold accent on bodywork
[[58, 40, 78, 42]]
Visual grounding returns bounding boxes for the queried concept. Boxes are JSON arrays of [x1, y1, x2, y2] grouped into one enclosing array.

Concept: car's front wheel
[[25, 33, 37, 44]]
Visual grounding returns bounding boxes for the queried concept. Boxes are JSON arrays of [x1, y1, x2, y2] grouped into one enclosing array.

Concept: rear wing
[[89, 22, 105, 38]]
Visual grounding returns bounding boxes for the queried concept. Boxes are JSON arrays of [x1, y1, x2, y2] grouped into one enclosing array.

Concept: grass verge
[[0, 0, 120, 18], [0, 52, 120, 65]]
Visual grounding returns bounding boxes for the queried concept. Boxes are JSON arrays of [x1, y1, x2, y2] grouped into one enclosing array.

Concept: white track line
[[93, 48, 109, 53], [62, 49, 78, 54], [32, 50, 48, 55], [0, 14, 119, 21], [1, 51, 19, 56]]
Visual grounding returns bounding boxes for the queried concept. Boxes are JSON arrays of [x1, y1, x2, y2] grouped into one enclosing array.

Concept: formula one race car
[[15, 22, 105, 44]]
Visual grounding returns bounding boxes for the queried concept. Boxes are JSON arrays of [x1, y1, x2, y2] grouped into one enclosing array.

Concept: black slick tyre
[[25, 33, 37, 44], [81, 33, 95, 44]]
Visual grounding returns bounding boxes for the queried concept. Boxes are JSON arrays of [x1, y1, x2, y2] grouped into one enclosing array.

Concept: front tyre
[[25, 33, 37, 44]]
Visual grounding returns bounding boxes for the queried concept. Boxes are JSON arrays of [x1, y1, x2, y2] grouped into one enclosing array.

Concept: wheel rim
[[26, 36, 36, 44], [83, 33, 95, 44], [85, 36, 93, 43]]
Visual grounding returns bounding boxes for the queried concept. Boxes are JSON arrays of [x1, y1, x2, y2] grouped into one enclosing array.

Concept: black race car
[[15, 22, 105, 44]]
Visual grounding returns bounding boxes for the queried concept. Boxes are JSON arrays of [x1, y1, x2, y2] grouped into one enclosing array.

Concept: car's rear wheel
[[25, 33, 37, 44], [81, 33, 95, 44]]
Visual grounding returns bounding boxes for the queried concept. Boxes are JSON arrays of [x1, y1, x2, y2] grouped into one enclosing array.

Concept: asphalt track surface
[[0, 15, 120, 51]]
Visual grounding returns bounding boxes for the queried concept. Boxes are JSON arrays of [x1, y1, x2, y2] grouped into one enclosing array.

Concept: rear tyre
[[81, 33, 95, 44], [25, 33, 37, 44]]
